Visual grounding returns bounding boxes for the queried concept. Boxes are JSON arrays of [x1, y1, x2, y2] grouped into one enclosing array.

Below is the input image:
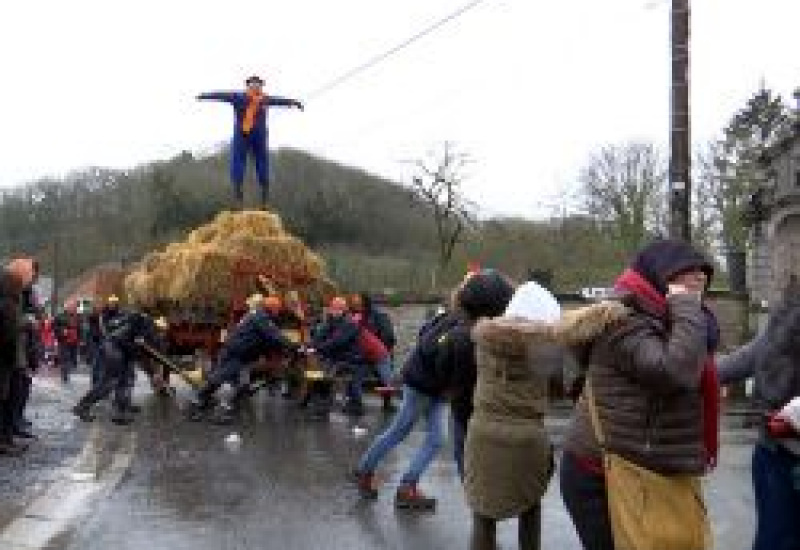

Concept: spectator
[[0, 257, 39, 455], [436, 269, 514, 478], [717, 281, 800, 550], [560, 239, 717, 550], [465, 281, 562, 550], [55, 301, 81, 383]]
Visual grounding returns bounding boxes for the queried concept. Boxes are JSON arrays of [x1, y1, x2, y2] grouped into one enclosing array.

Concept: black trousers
[[470, 505, 541, 550], [77, 342, 134, 411], [559, 452, 615, 550], [0, 369, 28, 441], [10, 370, 31, 430]]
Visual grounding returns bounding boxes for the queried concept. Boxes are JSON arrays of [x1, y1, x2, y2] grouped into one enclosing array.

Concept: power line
[[305, 0, 490, 100]]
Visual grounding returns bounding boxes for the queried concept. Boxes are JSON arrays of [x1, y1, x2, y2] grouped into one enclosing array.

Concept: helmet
[[6, 258, 38, 289], [107, 295, 120, 305], [245, 293, 264, 310], [263, 295, 283, 314], [328, 296, 348, 313], [155, 316, 168, 330]]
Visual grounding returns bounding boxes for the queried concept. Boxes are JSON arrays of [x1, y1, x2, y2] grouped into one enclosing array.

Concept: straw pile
[[125, 210, 335, 310]]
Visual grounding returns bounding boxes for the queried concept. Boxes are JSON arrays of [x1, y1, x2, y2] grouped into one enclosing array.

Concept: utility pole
[[669, 0, 691, 241]]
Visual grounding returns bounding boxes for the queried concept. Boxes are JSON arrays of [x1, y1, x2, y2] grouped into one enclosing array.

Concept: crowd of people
[[2, 237, 800, 549], [353, 239, 800, 550]]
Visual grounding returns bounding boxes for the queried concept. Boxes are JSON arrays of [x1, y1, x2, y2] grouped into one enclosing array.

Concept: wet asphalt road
[[45, 386, 757, 550]]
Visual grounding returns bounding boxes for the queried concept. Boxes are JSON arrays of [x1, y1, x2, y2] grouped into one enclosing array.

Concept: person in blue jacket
[[312, 297, 366, 415], [189, 298, 300, 422], [197, 75, 303, 206]]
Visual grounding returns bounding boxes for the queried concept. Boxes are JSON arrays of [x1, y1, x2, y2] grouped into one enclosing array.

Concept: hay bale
[[125, 209, 333, 311]]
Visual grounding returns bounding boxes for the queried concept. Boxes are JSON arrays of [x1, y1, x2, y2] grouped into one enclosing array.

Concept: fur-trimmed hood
[[473, 300, 630, 357]]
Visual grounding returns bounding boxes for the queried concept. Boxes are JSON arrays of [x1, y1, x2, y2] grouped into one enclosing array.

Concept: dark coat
[[441, 269, 514, 426], [402, 311, 461, 397], [718, 284, 800, 455], [223, 309, 297, 364], [0, 270, 21, 378], [313, 314, 363, 365], [563, 292, 711, 475]]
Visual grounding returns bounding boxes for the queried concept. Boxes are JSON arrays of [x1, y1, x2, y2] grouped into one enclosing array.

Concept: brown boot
[[395, 483, 436, 510], [355, 471, 379, 499]]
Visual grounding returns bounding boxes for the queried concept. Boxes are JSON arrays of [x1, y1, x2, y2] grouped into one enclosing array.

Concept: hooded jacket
[[465, 301, 627, 519], [563, 239, 718, 475], [438, 270, 514, 426]]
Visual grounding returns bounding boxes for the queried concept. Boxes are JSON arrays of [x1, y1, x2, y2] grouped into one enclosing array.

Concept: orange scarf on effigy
[[242, 90, 264, 135]]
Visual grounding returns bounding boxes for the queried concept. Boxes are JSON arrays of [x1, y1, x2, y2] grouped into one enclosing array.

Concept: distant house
[[750, 118, 800, 305]]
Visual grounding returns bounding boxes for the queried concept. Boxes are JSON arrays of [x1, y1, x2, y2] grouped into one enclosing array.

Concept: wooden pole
[[669, 0, 691, 241]]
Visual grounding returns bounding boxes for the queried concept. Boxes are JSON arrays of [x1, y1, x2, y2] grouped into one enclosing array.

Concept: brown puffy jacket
[[563, 292, 710, 475]]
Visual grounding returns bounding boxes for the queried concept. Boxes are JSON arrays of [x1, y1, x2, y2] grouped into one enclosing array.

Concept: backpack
[[402, 311, 461, 394]]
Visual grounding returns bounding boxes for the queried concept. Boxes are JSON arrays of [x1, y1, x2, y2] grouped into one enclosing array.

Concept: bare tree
[[578, 142, 667, 254], [692, 143, 723, 254], [408, 142, 477, 286]]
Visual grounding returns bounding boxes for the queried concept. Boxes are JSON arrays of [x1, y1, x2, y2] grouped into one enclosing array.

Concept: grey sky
[[1, 0, 797, 218]]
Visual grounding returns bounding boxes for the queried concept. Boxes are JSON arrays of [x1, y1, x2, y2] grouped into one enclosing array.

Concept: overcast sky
[[1, 0, 798, 218]]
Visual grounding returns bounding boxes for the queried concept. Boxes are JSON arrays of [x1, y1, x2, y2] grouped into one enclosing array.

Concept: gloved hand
[[777, 396, 800, 433], [294, 100, 304, 111]]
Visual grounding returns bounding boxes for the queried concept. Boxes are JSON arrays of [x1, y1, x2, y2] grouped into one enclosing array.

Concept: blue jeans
[[752, 441, 800, 550], [357, 385, 444, 485], [374, 357, 393, 386], [198, 352, 246, 402]]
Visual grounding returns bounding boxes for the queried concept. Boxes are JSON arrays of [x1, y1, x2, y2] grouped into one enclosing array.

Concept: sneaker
[[395, 484, 436, 510], [355, 471, 379, 499], [0, 440, 26, 457], [72, 404, 95, 423]]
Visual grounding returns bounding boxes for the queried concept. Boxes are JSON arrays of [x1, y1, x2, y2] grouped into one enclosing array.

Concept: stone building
[[748, 118, 800, 306]]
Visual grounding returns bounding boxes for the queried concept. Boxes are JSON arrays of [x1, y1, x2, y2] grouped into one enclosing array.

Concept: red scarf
[[614, 268, 720, 470]]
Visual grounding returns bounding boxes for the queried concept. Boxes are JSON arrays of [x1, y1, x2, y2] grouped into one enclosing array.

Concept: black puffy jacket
[[224, 309, 297, 363]]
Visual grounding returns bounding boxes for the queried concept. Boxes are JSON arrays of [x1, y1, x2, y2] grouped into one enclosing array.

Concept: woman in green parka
[[465, 281, 628, 550]]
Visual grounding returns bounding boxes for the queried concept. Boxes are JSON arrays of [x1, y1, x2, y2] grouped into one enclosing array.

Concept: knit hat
[[630, 239, 714, 295], [457, 268, 514, 320], [503, 281, 561, 323], [778, 396, 800, 432]]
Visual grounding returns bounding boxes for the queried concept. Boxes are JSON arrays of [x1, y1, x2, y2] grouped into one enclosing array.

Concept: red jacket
[[353, 313, 389, 364]]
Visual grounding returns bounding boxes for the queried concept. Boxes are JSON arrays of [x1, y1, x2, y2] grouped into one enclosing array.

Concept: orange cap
[[6, 258, 38, 289], [328, 296, 348, 312], [263, 295, 283, 314]]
